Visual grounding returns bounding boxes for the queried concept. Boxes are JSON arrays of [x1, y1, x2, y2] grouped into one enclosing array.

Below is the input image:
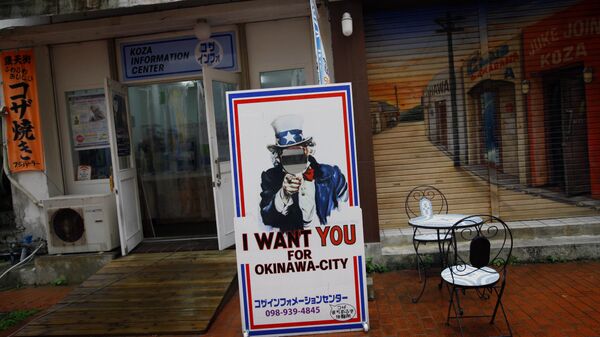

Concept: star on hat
[[267, 114, 313, 151]]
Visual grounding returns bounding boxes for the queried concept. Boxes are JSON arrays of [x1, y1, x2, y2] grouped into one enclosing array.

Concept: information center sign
[[120, 31, 238, 82], [227, 84, 368, 336]]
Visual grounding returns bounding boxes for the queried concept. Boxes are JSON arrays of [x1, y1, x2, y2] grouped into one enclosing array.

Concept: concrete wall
[[246, 17, 315, 88], [10, 172, 47, 239], [36, 46, 64, 198], [0, 0, 194, 20], [51, 40, 112, 195]]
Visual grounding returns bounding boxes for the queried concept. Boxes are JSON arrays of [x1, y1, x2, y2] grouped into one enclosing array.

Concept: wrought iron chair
[[405, 185, 450, 302], [441, 215, 513, 337]]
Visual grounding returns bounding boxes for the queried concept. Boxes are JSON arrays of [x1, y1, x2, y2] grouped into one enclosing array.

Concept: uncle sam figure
[[259, 114, 348, 232]]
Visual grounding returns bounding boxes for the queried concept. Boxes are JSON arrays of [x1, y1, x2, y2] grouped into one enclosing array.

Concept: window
[[260, 68, 305, 88], [65, 89, 111, 181]]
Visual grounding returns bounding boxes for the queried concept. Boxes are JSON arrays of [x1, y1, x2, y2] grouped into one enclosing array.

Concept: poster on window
[[0, 49, 45, 172], [67, 91, 109, 150], [227, 84, 368, 336]]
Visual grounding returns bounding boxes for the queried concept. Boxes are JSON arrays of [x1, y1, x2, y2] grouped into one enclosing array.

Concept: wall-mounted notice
[[227, 83, 368, 336], [67, 90, 109, 150], [120, 32, 238, 82]]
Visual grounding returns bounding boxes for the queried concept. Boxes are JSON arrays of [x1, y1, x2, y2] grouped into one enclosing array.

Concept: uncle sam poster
[[227, 83, 368, 336]]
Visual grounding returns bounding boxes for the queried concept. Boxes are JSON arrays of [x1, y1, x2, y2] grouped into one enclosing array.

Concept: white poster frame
[[226, 83, 368, 337]]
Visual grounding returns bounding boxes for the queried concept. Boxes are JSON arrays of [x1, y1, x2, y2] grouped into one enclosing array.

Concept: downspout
[[1, 108, 43, 208]]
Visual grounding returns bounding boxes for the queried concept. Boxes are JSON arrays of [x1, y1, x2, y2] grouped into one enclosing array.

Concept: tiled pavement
[[4, 261, 600, 337], [0, 286, 75, 337]]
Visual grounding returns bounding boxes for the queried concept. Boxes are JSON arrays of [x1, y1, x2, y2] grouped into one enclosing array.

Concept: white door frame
[[202, 66, 240, 250], [105, 78, 143, 255]]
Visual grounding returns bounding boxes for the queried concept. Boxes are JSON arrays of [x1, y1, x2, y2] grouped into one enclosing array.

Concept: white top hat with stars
[[268, 114, 313, 151]]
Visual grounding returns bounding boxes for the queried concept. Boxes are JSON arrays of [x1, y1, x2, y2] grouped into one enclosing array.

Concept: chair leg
[[414, 241, 423, 281], [445, 285, 455, 325], [490, 284, 506, 323], [437, 238, 450, 289], [447, 286, 465, 337], [454, 286, 464, 317], [498, 299, 513, 336], [491, 286, 513, 336], [411, 241, 428, 303]]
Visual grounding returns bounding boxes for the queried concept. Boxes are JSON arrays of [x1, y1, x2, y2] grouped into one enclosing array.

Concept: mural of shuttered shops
[[364, 0, 600, 229]]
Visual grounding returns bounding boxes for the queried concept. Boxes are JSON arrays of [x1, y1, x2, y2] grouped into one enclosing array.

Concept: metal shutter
[[365, 0, 600, 229]]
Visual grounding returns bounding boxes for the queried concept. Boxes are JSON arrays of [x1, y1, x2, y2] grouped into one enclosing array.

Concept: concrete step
[[13, 251, 118, 286], [379, 216, 600, 269]]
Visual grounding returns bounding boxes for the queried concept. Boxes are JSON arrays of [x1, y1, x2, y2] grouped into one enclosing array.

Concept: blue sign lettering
[[121, 32, 238, 82]]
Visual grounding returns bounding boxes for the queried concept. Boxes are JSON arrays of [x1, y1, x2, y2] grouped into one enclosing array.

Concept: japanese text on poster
[[67, 90, 109, 150], [227, 84, 367, 336]]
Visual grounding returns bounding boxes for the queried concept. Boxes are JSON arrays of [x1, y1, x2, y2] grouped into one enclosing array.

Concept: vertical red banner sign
[[1, 49, 45, 172]]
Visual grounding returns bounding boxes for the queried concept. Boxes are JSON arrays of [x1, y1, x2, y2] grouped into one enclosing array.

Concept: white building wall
[[11, 172, 47, 239], [51, 40, 112, 195], [246, 17, 315, 88], [36, 46, 64, 198]]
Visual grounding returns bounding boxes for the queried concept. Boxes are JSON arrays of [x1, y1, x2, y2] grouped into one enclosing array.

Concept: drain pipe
[[0, 241, 45, 281], [1, 109, 43, 208]]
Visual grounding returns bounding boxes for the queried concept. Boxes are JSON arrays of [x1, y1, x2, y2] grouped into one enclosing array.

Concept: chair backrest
[[405, 185, 448, 219], [444, 215, 513, 283]]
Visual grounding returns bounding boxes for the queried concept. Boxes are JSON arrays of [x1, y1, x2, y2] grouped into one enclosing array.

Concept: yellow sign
[[1, 49, 45, 172]]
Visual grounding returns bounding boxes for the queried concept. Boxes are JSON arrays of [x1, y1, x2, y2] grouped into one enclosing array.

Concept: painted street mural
[[365, 0, 600, 228]]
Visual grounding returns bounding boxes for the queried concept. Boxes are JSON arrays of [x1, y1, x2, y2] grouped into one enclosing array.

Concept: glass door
[[128, 81, 216, 238]]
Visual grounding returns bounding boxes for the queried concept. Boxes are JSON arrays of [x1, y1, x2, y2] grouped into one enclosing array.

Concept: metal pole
[[436, 12, 463, 167]]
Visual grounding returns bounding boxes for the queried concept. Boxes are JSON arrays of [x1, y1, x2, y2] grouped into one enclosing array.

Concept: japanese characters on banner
[[310, 0, 330, 84], [1, 49, 45, 172], [227, 84, 368, 336]]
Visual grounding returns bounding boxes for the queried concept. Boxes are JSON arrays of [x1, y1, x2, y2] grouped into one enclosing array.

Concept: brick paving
[[0, 286, 74, 337], [3, 261, 600, 337], [0, 287, 74, 312]]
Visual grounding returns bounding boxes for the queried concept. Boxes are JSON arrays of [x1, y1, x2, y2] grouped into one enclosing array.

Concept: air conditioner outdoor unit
[[42, 193, 119, 255]]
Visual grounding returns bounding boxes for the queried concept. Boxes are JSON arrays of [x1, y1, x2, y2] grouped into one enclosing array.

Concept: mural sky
[[364, 0, 582, 112]]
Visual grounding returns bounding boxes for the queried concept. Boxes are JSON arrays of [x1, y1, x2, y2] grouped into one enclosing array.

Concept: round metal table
[[408, 214, 482, 302]]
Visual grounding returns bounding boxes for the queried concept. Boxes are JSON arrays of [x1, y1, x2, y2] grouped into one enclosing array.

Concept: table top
[[408, 214, 482, 229]]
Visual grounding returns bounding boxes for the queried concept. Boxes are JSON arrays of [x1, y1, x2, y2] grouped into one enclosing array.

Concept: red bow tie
[[303, 167, 315, 181]]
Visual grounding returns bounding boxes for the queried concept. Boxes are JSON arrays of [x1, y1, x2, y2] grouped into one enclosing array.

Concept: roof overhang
[[0, 0, 310, 49]]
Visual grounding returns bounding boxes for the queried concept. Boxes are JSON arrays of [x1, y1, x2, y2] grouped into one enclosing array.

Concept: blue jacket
[[260, 157, 348, 231]]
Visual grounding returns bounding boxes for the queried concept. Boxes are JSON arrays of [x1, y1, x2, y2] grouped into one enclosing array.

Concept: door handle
[[214, 158, 221, 187]]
